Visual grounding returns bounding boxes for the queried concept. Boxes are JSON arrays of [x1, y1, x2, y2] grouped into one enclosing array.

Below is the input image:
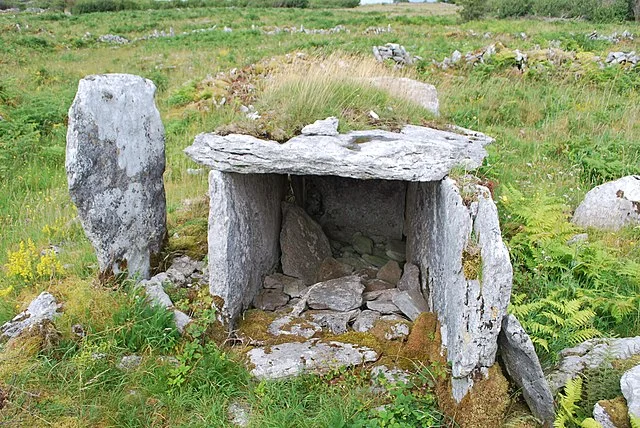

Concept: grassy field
[[1, 2, 639, 426]]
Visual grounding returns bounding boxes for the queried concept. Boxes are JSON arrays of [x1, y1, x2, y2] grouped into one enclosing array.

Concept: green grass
[[0, 3, 639, 426]]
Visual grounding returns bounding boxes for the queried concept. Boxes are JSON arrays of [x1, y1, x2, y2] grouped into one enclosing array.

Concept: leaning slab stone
[[307, 275, 365, 312], [572, 175, 640, 231], [397, 263, 420, 292], [377, 260, 402, 285], [548, 337, 640, 392], [185, 126, 493, 182], [247, 339, 378, 380], [405, 178, 513, 402], [366, 77, 440, 116], [301, 117, 339, 136], [621, 365, 640, 420], [66, 73, 167, 279], [391, 290, 428, 321], [208, 171, 286, 327], [1, 292, 61, 340], [498, 315, 555, 426], [280, 202, 332, 285]]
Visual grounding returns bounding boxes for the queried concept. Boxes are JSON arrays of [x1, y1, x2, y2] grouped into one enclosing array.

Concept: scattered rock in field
[[118, 355, 142, 370], [371, 365, 410, 386], [435, 49, 462, 69], [173, 310, 192, 333], [253, 289, 290, 311], [98, 34, 129, 44], [240, 104, 260, 120], [247, 339, 378, 380], [397, 263, 420, 292], [368, 110, 380, 120], [166, 255, 205, 285], [353, 310, 381, 332], [363, 25, 392, 35], [498, 315, 554, 426], [316, 257, 354, 282], [392, 290, 429, 321], [268, 315, 321, 339], [589, 30, 634, 43], [593, 402, 618, 428], [261, 24, 348, 36], [228, 401, 251, 427], [621, 365, 640, 420], [280, 202, 332, 285], [376, 260, 402, 285], [1, 292, 61, 340], [306, 275, 364, 312], [139, 272, 192, 333], [309, 309, 360, 335], [373, 43, 420, 66], [572, 175, 640, 231], [301, 117, 339, 136], [548, 337, 640, 392], [606, 52, 638, 67], [66, 74, 167, 279]]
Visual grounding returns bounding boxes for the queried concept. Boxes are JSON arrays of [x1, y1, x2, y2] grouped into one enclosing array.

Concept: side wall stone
[[405, 178, 513, 402], [208, 171, 286, 327]]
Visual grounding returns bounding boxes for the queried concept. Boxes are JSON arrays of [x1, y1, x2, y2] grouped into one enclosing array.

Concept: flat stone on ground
[[306, 275, 364, 312], [253, 289, 290, 311]]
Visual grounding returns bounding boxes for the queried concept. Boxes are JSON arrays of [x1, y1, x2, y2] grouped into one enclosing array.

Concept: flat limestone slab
[[185, 125, 492, 182]]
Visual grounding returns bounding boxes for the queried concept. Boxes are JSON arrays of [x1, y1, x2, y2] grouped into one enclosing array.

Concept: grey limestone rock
[[376, 260, 402, 285], [309, 309, 360, 335], [306, 275, 364, 312], [366, 299, 402, 315], [185, 126, 492, 182], [621, 365, 640, 419], [1, 292, 61, 340], [264, 273, 308, 298], [66, 74, 167, 279], [280, 202, 332, 285], [208, 171, 286, 327], [385, 240, 406, 262], [384, 322, 410, 341], [316, 257, 354, 282], [371, 365, 410, 386], [253, 289, 290, 311], [498, 315, 554, 426], [397, 263, 420, 292], [549, 337, 640, 392], [301, 117, 339, 136], [572, 175, 640, 231], [139, 274, 192, 333], [366, 77, 439, 116], [593, 403, 617, 428], [118, 355, 142, 370], [364, 278, 396, 292], [352, 233, 374, 255], [268, 315, 321, 339], [391, 290, 428, 322], [247, 339, 378, 380], [173, 310, 192, 333], [353, 310, 381, 332], [228, 401, 251, 427]]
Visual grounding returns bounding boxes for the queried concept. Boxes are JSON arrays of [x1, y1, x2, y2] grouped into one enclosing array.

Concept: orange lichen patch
[[599, 397, 631, 428]]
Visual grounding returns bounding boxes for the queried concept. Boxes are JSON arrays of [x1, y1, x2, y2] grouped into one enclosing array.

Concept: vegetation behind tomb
[[0, 2, 639, 426]]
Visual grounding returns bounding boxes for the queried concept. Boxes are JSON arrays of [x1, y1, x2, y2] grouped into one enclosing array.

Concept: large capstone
[[208, 171, 286, 326], [66, 73, 167, 279], [572, 175, 640, 231], [405, 178, 513, 401]]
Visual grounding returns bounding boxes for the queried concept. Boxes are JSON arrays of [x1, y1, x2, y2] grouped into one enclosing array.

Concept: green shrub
[[491, 0, 533, 17], [72, 0, 141, 14], [458, 0, 488, 21], [309, 0, 358, 7]]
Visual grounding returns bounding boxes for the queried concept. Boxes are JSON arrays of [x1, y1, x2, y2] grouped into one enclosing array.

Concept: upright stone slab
[[66, 74, 166, 279], [405, 178, 513, 402], [208, 171, 285, 326]]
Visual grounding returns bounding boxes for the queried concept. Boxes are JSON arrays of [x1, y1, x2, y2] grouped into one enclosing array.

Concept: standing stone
[[572, 175, 640, 231], [498, 315, 555, 426], [66, 74, 167, 279], [280, 202, 332, 285], [209, 171, 286, 327]]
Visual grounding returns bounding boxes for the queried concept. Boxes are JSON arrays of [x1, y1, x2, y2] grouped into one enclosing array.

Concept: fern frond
[[570, 328, 600, 344], [581, 418, 604, 428], [567, 309, 596, 328]]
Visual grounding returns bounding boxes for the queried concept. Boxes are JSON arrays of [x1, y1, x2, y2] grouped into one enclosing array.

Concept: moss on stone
[[599, 397, 631, 428], [462, 249, 482, 281]]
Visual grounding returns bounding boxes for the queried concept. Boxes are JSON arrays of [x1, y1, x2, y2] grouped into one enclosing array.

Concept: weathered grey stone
[[305, 176, 406, 242], [166, 255, 204, 285], [371, 365, 410, 386], [405, 179, 512, 402], [301, 117, 339, 136], [549, 337, 640, 392], [385, 240, 406, 262], [366, 77, 439, 116], [141, 275, 173, 308], [173, 310, 192, 333], [377, 260, 402, 285], [208, 171, 286, 326], [316, 257, 354, 282], [306, 275, 364, 312], [397, 263, 420, 292], [498, 315, 554, 426], [309, 309, 360, 335], [1, 292, 61, 340], [567, 233, 589, 246], [185, 126, 493, 182], [268, 315, 321, 339], [572, 175, 640, 231], [253, 289, 290, 311], [593, 403, 617, 428], [362, 254, 389, 268], [66, 74, 167, 279], [366, 299, 401, 315], [280, 202, 332, 285], [385, 323, 410, 341], [352, 233, 374, 255], [118, 355, 142, 370], [228, 401, 251, 427], [353, 310, 381, 332], [363, 288, 399, 302], [336, 256, 370, 270], [247, 340, 378, 380], [621, 365, 640, 419], [391, 290, 428, 321], [364, 278, 396, 292]]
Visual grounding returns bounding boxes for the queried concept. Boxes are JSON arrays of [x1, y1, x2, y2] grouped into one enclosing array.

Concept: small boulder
[[366, 299, 402, 315], [362, 254, 389, 268], [118, 355, 142, 370], [280, 202, 332, 284], [364, 278, 396, 293], [621, 365, 640, 420], [376, 260, 402, 285], [1, 292, 61, 340], [307, 275, 364, 312], [353, 310, 381, 332], [301, 117, 339, 136], [352, 233, 374, 256], [316, 257, 354, 282], [572, 175, 640, 231], [253, 289, 290, 311], [391, 290, 429, 321], [397, 263, 420, 292]]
